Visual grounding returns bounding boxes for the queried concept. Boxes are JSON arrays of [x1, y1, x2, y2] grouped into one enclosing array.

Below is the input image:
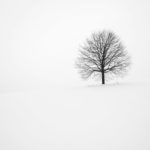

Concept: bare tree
[[76, 30, 131, 84]]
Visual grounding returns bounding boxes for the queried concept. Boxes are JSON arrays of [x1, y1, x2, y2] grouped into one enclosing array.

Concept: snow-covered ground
[[0, 83, 150, 150]]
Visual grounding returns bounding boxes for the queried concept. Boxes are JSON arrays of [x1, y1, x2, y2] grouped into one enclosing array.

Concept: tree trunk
[[102, 71, 105, 84]]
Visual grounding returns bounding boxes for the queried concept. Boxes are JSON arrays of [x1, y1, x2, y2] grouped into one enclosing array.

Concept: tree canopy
[[76, 30, 131, 84]]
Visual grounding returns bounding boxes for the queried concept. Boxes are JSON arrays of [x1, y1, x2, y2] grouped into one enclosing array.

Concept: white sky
[[0, 0, 150, 89]]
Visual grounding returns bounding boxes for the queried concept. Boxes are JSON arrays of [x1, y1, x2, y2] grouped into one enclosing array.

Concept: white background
[[0, 0, 150, 88], [0, 0, 150, 150]]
